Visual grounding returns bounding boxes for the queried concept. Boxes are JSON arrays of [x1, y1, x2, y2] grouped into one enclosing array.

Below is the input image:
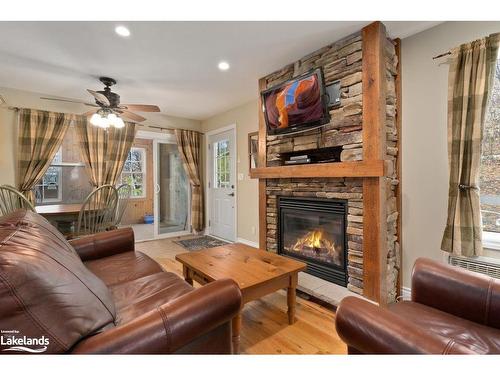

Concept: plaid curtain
[[17, 109, 72, 203], [441, 33, 500, 256], [75, 116, 136, 187], [175, 129, 204, 232]]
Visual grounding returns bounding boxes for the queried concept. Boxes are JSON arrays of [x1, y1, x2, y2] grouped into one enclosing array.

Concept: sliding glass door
[[154, 139, 190, 237]]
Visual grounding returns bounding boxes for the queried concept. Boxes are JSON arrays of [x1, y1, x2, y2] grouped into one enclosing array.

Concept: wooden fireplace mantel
[[249, 160, 386, 179], [252, 21, 400, 305]]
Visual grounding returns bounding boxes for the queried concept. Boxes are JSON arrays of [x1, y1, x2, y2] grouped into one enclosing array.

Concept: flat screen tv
[[261, 68, 330, 135]]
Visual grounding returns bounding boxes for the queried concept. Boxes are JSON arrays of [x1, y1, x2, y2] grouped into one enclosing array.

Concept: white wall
[[401, 21, 500, 288], [201, 100, 259, 245], [0, 86, 201, 187]]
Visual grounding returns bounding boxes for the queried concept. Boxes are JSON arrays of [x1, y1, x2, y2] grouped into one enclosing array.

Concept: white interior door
[[208, 128, 236, 242]]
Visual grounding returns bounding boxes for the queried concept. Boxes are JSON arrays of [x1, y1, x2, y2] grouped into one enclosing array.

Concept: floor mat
[[174, 235, 229, 251]]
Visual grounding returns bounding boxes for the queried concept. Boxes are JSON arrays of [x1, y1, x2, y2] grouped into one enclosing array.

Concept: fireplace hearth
[[278, 196, 347, 286]]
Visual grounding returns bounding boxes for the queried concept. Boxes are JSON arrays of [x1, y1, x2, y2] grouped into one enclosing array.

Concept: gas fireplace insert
[[277, 196, 347, 286]]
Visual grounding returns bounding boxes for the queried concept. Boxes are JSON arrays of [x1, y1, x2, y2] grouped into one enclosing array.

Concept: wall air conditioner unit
[[448, 255, 500, 280]]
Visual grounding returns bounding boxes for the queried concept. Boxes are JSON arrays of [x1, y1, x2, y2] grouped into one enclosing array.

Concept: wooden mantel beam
[[249, 160, 385, 179], [361, 21, 388, 304]]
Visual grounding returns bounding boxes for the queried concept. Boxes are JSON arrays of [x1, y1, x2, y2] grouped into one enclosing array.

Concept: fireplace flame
[[291, 229, 337, 255], [303, 230, 323, 248]]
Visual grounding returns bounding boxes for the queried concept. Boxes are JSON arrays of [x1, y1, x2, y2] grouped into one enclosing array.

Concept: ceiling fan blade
[[119, 110, 147, 122], [120, 104, 160, 112], [82, 109, 98, 117], [87, 89, 110, 106], [40, 97, 94, 105]]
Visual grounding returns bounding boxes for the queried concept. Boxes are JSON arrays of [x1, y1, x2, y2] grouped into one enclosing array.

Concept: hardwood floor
[[136, 236, 347, 354]]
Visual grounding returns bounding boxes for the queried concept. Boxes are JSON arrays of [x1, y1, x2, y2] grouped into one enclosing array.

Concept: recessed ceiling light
[[115, 25, 131, 37], [218, 61, 230, 71]]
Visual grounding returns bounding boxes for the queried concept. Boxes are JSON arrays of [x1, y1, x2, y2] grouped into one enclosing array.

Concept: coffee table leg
[[287, 273, 298, 324], [183, 265, 193, 286], [231, 312, 242, 354]]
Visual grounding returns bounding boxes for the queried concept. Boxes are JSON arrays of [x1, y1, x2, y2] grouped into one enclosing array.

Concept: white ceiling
[[0, 21, 441, 120]]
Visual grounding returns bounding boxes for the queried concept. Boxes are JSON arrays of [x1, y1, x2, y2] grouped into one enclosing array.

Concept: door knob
[[228, 192, 235, 197]]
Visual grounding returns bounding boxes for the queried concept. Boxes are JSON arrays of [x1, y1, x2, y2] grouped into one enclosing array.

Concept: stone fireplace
[[277, 196, 347, 286], [251, 22, 401, 304]]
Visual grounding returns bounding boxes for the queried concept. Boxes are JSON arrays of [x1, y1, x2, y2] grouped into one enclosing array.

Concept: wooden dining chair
[[114, 183, 132, 227], [0, 185, 35, 216], [76, 184, 118, 237]]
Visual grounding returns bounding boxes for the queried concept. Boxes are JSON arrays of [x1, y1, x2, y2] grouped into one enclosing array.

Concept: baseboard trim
[[236, 237, 259, 248]]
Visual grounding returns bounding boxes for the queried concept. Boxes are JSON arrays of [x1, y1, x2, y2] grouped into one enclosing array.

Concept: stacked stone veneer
[[260, 31, 401, 302], [266, 32, 364, 167], [384, 39, 400, 303], [266, 178, 365, 294]]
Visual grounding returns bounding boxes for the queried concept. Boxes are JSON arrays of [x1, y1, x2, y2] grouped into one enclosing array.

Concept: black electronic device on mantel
[[261, 68, 331, 135]]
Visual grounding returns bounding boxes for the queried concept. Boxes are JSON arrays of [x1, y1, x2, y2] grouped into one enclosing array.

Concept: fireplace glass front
[[278, 196, 347, 286]]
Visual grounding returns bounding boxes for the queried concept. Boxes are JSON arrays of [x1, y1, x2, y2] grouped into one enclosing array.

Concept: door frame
[[137, 130, 192, 240], [204, 124, 237, 242]]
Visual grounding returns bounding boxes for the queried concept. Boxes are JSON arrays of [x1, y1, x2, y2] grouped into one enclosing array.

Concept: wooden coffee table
[[175, 243, 306, 353]]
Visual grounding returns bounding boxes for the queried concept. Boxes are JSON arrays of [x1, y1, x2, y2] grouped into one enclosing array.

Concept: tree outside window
[[480, 57, 500, 248], [121, 147, 146, 198]]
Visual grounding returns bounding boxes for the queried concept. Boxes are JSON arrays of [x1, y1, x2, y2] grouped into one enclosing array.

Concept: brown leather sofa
[[0, 209, 242, 354], [336, 258, 500, 354]]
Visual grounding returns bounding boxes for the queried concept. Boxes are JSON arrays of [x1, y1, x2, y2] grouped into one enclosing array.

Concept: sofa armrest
[[412, 258, 500, 329], [71, 279, 242, 354], [335, 297, 477, 354], [69, 228, 135, 262]]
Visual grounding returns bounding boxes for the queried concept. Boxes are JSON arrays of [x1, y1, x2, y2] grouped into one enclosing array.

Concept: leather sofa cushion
[[110, 272, 194, 324], [84, 251, 163, 286], [0, 210, 116, 353], [389, 301, 500, 354]]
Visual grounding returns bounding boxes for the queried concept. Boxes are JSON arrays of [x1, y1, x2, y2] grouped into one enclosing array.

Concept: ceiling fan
[[40, 77, 160, 129]]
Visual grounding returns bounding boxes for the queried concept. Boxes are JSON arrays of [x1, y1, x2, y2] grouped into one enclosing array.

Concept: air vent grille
[[449, 256, 500, 279]]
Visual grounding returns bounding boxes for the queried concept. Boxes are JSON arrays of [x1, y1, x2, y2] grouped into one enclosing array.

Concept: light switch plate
[[238, 173, 244, 181]]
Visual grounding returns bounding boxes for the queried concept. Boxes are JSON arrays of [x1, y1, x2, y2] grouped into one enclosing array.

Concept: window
[[35, 125, 93, 206], [480, 56, 500, 250], [213, 140, 230, 188], [121, 147, 146, 198], [34, 151, 62, 203]]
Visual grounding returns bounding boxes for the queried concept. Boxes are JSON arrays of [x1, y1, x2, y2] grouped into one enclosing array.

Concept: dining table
[[35, 203, 84, 217], [36, 203, 84, 235]]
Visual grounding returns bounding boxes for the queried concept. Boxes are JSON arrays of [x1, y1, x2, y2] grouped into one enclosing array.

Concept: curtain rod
[[432, 51, 452, 60], [5, 106, 201, 134]]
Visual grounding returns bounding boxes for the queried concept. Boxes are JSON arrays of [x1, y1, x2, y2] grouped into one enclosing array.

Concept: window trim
[[121, 147, 147, 199]]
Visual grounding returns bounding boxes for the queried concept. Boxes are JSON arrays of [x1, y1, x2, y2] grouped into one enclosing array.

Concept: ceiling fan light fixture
[[90, 110, 125, 129], [90, 113, 102, 126], [113, 116, 125, 128], [90, 111, 109, 129], [108, 113, 125, 128]]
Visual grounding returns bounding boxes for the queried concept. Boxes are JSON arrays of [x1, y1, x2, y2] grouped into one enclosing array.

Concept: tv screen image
[[262, 69, 329, 134]]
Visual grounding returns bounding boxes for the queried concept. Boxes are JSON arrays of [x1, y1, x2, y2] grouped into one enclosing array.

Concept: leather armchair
[[335, 258, 500, 354]]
